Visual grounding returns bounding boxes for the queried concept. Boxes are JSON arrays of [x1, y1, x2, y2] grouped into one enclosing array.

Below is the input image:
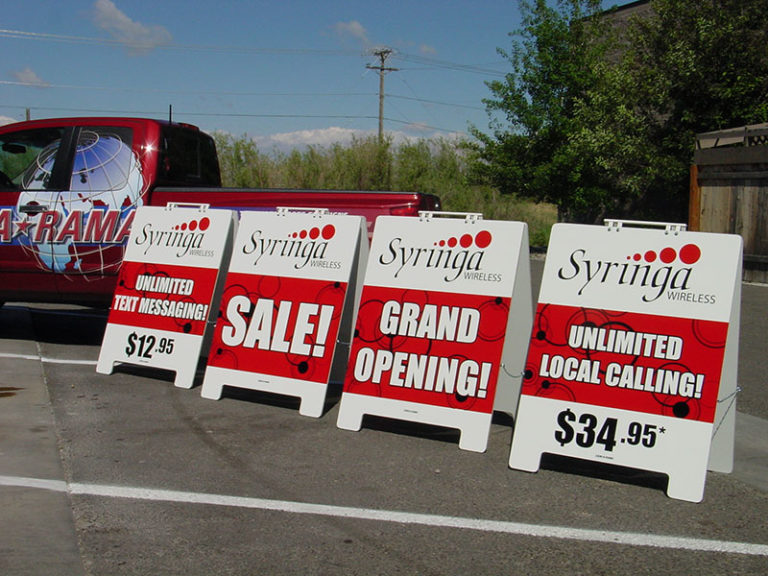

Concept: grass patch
[[214, 132, 557, 247]]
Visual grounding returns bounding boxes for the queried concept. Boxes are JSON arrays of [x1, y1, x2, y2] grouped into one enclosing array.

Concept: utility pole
[[366, 48, 398, 142]]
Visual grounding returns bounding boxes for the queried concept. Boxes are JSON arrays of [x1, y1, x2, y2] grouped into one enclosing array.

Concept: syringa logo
[[379, 230, 493, 282], [242, 224, 336, 269], [557, 242, 704, 303], [134, 216, 210, 258]]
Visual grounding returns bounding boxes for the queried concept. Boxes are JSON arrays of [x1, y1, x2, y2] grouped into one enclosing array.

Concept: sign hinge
[[418, 211, 483, 224], [165, 202, 210, 212], [604, 219, 687, 235], [277, 207, 330, 217]]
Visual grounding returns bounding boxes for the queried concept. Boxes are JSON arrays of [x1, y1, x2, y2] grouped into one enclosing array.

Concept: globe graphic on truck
[[16, 129, 144, 274]]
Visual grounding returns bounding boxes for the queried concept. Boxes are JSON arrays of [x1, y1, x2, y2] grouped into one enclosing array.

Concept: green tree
[[393, 138, 465, 195], [470, 0, 608, 222], [617, 0, 768, 221], [213, 132, 275, 187], [473, 0, 768, 224], [633, 0, 768, 131]]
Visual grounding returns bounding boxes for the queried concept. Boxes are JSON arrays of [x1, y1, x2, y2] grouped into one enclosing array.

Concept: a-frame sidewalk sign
[[509, 220, 742, 502], [337, 212, 532, 452], [97, 203, 236, 388], [201, 208, 368, 417]]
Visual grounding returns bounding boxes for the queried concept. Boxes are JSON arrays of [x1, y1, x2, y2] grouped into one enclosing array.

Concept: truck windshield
[[0, 127, 65, 190]]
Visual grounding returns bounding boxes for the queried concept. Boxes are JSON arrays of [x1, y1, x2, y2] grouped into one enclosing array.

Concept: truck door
[[51, 125, 143, 280], [0, 124, 144, 303], [0, 126, 69, 285]]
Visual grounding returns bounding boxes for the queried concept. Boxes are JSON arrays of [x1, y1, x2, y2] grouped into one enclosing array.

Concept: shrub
[[212, 132, 556, 246]]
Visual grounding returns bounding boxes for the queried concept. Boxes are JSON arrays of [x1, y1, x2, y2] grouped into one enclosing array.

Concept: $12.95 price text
[[125, 332, 175, 359]]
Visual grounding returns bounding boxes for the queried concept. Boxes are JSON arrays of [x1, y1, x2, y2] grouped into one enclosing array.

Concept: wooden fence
[[690, 125, 768, 283]]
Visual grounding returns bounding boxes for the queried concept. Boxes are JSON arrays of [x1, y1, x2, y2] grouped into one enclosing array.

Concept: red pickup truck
[[0, 117, 440, 306]]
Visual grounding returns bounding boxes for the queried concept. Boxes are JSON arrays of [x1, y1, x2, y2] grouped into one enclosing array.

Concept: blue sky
[[1, 0, 633, 150]]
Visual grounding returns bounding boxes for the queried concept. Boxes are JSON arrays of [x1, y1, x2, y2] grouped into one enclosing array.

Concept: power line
[[394, 52, 507, 77], [0, 80, 480, 111], [2, 27, 505, 135], [1, 103, 464, 135], [1, 27, 499, 136], [0, 28, 508, 76], [0, 105, 377, 121], [0, 28, 355, 56], [0, 80, 374, 99]]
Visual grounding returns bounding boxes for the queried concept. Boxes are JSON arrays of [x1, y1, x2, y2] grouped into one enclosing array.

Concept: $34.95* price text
[[554, 408, 665, 452]]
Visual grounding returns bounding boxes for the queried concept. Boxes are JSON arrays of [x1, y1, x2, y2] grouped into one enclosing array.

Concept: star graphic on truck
[[14, 217, 33, 238]]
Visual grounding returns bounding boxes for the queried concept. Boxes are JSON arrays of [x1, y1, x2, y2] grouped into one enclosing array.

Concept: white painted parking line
[[0, 352, 97, 365], [0, 475, 68, 492], [1, 474, 767, 557]]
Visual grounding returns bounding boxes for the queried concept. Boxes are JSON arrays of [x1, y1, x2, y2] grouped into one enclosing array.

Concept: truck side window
[[70, 126, 135, 192], [0, 128, 66, 190], [157, 125, 221, 186]]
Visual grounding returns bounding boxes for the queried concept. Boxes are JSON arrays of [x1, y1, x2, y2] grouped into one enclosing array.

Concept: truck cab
[[0, 116, 441, 308], [0, 117, 219, 305]]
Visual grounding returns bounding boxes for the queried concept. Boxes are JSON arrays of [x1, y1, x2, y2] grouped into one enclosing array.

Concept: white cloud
[[92, 0, 172, 54], [248, 126, 465, 153], [0, 116, 18, 126], [419, 44, 437, 55], [334, 20, 370, 47], [254, 127, 372, 150], [403, 121, 434, 134], [12, 67, 50, 87]]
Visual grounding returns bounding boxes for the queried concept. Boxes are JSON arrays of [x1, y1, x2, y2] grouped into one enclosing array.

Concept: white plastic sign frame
[[97, 204, 236, 388], [201, 209, 368, 418], [337, 212, 532, 452], [508, 221, 742, 502]]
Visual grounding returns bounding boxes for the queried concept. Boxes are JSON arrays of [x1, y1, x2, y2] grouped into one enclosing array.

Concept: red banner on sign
[[206, 273, 347, 384], [343, 285, 511, 414], [107, 260, 219, 336], [522, 303, 728, 423]]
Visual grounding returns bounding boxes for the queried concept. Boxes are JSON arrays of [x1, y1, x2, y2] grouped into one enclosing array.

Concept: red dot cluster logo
[[434, 230, 493, 249], [628, 243, 701, 265], [290, 224, 336, 240], [174, 217, 210, 232]]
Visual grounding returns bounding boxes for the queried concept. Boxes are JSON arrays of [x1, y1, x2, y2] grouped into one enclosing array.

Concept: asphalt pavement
[[1, 258, 767, 575]]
